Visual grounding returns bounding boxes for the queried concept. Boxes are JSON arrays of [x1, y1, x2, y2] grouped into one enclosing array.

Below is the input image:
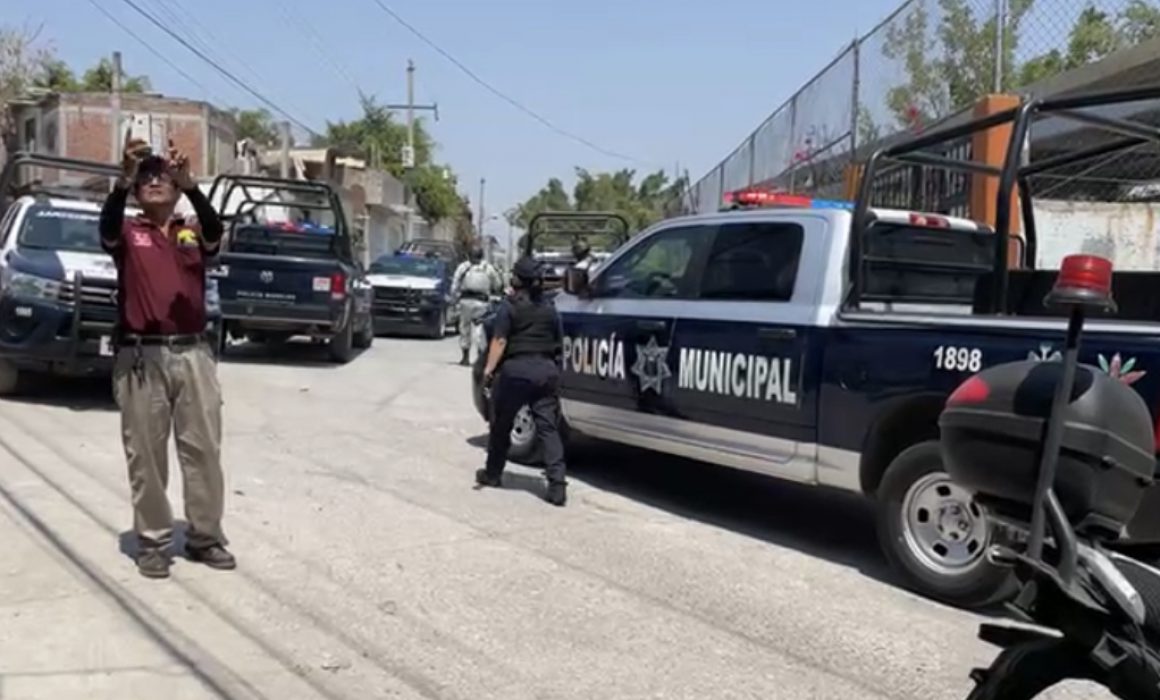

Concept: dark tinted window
[[594, 225, 712, 299], [17, 205, 103, 253], [699, 222, 804, 301], [369, 255, 445, 277]]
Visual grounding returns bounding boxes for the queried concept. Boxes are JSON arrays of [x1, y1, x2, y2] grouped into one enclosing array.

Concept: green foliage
[[511, 168, 688, 235], [880, 0, 1160, 129], [312, 94, 465, 223], [78, 56, 149, 93], [233, 107, 280, 147]]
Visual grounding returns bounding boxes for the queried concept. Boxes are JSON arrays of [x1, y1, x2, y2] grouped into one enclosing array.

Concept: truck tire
[[328, 322, 355, 363], [875, 441, 1017, 609], [427, 309, 448, 340], [0, 360, 21, 396], [505, 404, 542, 464], [353, 319, 374, 349]]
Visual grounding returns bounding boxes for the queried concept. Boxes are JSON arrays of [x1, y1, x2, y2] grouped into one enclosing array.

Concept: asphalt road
[[0, 335, 1114, 699]]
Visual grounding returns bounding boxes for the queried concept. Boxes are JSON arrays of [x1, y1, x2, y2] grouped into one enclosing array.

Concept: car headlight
[[3, 269, 62, 302]]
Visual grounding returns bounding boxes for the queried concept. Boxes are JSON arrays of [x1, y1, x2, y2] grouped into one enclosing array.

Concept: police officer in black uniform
[[477, 256, 568, 506]]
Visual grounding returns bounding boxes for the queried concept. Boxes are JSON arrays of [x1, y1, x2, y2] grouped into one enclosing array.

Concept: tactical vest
[[504, 298, 560, 359], [460, 263, 494, 295]]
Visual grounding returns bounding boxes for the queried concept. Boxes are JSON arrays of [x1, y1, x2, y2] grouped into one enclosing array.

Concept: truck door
[[669, 218, 820, 483], [557, 224, 714, 442]]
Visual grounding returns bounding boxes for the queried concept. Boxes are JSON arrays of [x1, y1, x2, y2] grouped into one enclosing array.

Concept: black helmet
[[511, 256, 543, 286], [572, 238, 591, 260], [469, 246, 484, 263]]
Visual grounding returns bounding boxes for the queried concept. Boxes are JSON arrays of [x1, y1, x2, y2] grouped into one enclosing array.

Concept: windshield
[[17, 205, 103, 253], [369, 255, 444, 277]]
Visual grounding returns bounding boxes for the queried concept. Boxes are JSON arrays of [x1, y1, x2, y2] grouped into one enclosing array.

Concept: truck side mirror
[[564, 267, 590, 296]]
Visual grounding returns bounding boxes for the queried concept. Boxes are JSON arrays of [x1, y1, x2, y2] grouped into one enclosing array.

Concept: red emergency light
[[722, 187, 852, 211], [1055, 254, 1113, 298]]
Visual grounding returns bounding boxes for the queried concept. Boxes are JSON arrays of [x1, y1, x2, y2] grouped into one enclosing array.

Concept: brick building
[[8, 92, 237, 180]]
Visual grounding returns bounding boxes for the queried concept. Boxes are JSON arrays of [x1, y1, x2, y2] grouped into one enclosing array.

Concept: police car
[[471, 185, 1160, 610], [0, 152, 222, 394]]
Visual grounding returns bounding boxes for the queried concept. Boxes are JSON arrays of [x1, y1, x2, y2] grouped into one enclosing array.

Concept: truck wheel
[[427, 310, 447, 340], [875, 441, 1017, 609], [0, 360, 21, 396], [328, 322, 355, 363], [505, 404, 542, 465], [353, 319, 374, 349]]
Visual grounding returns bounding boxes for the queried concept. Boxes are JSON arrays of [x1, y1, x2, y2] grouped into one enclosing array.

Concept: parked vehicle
[[946, 254, 1160, 698], [207, 174, 373, 363], [366, 251, 457, 338], [0, 152, 222, 394], [398, 238, 459, 265], [471, 86, 1160, 609], [525, 211, 630, 292]]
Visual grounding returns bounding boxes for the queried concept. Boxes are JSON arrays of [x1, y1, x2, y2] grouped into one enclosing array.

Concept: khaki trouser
[[113, 341, 225, 551], [457, 298, 488, 353]]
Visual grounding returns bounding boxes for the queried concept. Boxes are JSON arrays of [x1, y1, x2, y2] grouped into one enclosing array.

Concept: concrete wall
[[10, 93, 237, 180], [1033, 199, 1160, 270]]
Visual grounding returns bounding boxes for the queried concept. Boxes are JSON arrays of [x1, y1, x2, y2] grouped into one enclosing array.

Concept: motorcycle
[[938, 254, 1160, 698]]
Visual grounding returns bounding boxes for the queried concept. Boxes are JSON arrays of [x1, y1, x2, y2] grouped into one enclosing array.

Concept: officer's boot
[[460, 348, 470, 366], [544, 480, 567, 507]]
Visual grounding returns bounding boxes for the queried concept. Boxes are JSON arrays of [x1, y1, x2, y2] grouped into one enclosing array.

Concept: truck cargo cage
[[0, 152, 121, 210], [850, 84, 1160, 315], [206, 173, 354, 263]]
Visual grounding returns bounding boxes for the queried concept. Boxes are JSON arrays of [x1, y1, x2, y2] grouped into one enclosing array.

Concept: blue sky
[[8, 0, 902, 241]]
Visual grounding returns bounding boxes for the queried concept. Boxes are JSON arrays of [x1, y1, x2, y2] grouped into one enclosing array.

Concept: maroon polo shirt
[[99, 186, 222, 336], [112, 215, 207, 335]]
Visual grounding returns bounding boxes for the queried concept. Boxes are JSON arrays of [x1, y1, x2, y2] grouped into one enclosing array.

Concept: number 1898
[[934, 345, 982, 372]]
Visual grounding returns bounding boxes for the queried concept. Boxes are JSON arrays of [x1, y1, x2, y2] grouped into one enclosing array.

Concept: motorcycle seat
[[1109, 553, 1160, 641]]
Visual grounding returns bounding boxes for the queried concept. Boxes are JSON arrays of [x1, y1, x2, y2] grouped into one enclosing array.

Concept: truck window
[[699, 222, 803, 301], [16, 205, 102, 253], [594, 225, 711, 299]]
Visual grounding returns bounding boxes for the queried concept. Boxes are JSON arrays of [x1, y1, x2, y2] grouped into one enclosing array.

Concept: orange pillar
[[842, 162, 864, 201], [969, 94, 1024, 268]]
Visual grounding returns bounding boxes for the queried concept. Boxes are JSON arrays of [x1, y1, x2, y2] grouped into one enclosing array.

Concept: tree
[[0, 25, 55, 156], [511, 168, 688, 237], [881, 0, 1035, 128], [78, 56, 149, 93], [314, 94, 466, 222], [233, 107, 280, 147], [1018, 2, 1160, 85], [34, 58, 78, 92]]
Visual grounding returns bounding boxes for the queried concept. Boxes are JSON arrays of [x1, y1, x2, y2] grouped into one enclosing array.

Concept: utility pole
[[279, 121, 291, 178], [477, 177, 487, 258], [110, 51, 122, 187], [382, 59, 438, 243], [993, 0, 1005, 93]]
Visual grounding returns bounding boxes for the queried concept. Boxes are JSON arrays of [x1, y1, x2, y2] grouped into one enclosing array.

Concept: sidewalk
[[0, 446, 330, 700], [0, 490, 219, 699]]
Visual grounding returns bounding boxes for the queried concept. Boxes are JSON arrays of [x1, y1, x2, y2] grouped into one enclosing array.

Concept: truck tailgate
[[216, 253, 343, 307]]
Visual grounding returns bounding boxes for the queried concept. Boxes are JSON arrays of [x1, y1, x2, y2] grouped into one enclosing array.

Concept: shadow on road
[[468, 433, 892, 586], [1, 375, 116, 412], [218, 339, 367, 369]]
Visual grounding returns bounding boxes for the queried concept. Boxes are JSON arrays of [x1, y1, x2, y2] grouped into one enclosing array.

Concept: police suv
[[471, 186, 1160, 609], [0, 153, 222, 394]]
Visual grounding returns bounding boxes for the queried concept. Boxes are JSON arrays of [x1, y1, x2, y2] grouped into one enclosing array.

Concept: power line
[[280, 0, 363, 94], [83, 0, 223, 103], [366, 0, 645, 165], [115, 0, 320, 137]]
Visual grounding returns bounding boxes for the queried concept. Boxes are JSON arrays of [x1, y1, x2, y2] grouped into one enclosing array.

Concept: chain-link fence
[[679, 0, 1160, 215]]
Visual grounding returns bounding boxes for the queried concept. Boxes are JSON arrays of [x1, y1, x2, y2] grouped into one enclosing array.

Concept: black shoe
[[545, 481, 567, 507], [475, 469, 502, 488], [186, 543, 237, 570], [136, 548, 171, 579], [459, 350, 470, 366]]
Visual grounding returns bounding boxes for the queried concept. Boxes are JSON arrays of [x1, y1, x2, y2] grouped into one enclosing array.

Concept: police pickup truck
[[471, 89, 1160, 609], [366, 251, 457, 338], [208, 174, 373, 362], [0, 153, 222, 394]]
